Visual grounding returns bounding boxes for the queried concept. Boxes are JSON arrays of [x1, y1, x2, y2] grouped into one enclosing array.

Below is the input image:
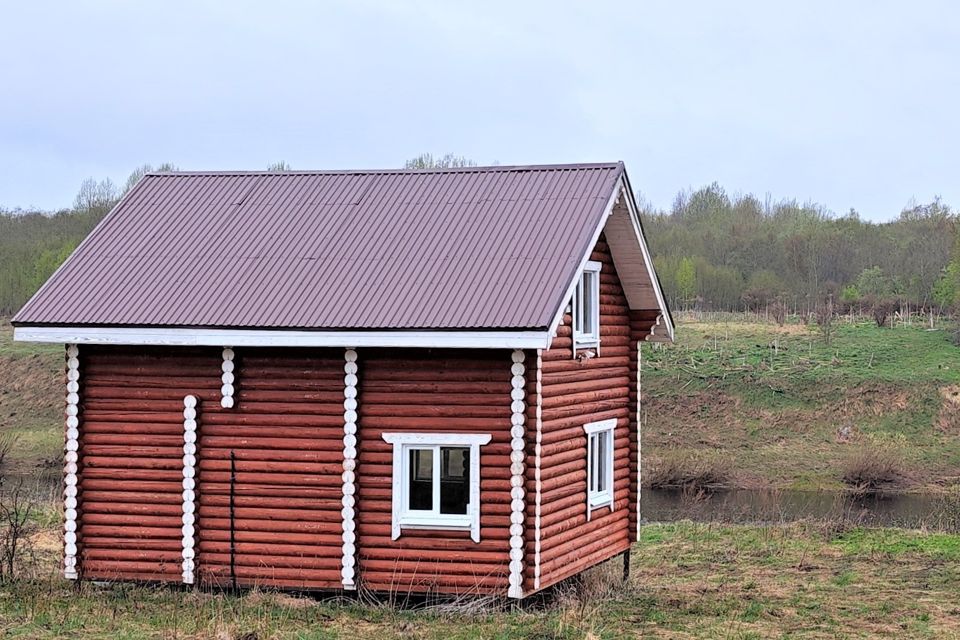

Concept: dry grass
[[645, 451, 733, 492], [841, 446, 909, 496], [0, 522, 958, 638]]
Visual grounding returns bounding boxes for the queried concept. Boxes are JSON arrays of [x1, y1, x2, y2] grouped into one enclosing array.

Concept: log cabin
[[12, 162, 673, 599]]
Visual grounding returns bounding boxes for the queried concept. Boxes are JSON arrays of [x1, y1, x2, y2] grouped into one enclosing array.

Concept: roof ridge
[[145, 161, 623, 177]]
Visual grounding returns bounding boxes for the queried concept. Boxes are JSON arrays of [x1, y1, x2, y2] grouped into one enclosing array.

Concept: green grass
[[2, 522, 960, 639], [643, 317, 960, 491]]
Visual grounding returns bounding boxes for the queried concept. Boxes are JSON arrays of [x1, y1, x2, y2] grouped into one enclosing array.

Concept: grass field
[[642, 316, 960, 491], [3, 522, 960, 638]]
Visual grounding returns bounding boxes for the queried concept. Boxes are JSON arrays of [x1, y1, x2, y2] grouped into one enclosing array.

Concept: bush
[[840, 447, 907, 495], [645, 452, 732, 493]]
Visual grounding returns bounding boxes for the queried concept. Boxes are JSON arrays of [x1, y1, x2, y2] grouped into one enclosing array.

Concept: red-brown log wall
[[524, 235, 651, 593], [75, 346, 346, 589], [196, 349, 345, 590], [78, 346, 221, 583], [356, 349, 514, 595]]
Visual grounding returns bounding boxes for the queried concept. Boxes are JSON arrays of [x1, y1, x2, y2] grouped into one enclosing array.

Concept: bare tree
[[404, 153, 477, 170], [0, 480, 36, 580], [815, 298, 835, 344]]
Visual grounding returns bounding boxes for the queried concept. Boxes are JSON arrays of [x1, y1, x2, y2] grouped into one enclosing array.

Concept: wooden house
[[13, 162, 673, 598]]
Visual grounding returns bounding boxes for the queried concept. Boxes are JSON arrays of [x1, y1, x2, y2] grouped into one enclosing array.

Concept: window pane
[[573, 281, 583, 332], [583, 272, 597, 336], [408, 448, 433, 511], [596, 432, 607, 492], [439, 446, 469, 515]]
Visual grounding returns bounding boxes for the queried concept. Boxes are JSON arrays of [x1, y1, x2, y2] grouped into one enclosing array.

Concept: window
[[382, 433, 491, 542], [583, 419, 615, 518], [573, 260, 601, 349]]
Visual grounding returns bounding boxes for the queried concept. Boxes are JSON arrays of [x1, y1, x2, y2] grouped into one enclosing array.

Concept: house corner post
[[508, 349, 527, 599], [636, 340, 642, 541], [63, 344, 81, 580], [533, 349, 543, 591], [181, 395, 199, 584], [341, 348, 359, 590]]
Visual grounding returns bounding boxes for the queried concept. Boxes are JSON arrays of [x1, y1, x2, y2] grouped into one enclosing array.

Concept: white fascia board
[[620, 175, 676, 343], [13, 326, 551, 350], [546, 179, 623, 339]]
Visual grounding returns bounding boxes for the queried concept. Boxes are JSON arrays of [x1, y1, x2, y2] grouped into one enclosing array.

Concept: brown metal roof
[[14, 163, 625, 330]]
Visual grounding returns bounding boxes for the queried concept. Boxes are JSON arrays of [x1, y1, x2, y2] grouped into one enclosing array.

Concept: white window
[[382, 433, 491, 542], [573, 260, 601, 349], [583, 418, 615, 519]]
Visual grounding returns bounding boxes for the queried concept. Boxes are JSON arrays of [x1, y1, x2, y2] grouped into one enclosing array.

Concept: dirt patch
[[936, 385, 960, 432], [828, 384, 910, 420]]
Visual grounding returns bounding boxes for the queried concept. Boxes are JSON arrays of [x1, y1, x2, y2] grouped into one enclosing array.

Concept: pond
[[641, 488, 960, 531]]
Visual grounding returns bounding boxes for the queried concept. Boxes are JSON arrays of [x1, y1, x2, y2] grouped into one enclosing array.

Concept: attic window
[[382, 432, 491, 543], [573, 260, 601, 349]]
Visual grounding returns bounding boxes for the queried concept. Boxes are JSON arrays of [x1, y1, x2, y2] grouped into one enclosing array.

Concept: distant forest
[[1, 161, 959, 317]]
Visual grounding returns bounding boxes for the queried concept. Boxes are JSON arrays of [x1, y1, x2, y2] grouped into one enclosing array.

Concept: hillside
[[643, 316, 960, 491]]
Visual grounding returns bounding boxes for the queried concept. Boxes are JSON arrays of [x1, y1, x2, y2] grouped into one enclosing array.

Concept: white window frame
[[583, 418, 616, 520], [572, 260, 602, 351], [382, 432, 491, 543]]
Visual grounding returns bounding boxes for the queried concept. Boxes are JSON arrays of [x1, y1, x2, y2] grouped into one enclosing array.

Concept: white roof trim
[[620, 175, 675, 342], [546, 173, 675, 344], [546, 179, 621, 338], [13, 326, 551, 349]]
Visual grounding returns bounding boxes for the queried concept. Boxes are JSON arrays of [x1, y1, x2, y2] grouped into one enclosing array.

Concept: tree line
[[1, 164, 958, 318], [643, 183, 960, 316]]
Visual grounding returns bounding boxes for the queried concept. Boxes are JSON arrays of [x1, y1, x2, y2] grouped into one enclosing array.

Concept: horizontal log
[[199, 448, 343, 463], [200, 553, 340, 570], [80, 479, 181, 493], [197, 484, 341, 499], [197, 459, 342, 475], [83, 502, 182, 517], [200, 495, 339, 511], [359, 559, 506, 576], [82, 513, 180, 528], [198, 541, 341, 558], [198, 517, 340, 534], [359, 572, 506, 591], [83, 456, 183, 471], [82, 548, 182, 563], [541, 356, 630, 373], [538, 367, 629, 386], [199, 530, 341, 546], [541, 388, 628, 411], [201, 575, 340, 590], [198, 471, 342, 488], [197, 506, 342, 523], [80, 522, 183, 540], [357, 535, 508, 553], [82, 537, 181, 551], [200, 564, 342, 582], [82, 468, 182, 482], [200, 431, 343, 445], [82, 560, 181, 576]]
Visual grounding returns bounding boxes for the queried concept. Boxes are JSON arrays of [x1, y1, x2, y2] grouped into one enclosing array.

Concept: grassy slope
[[643, 317, 960, 491], [3, 522, 960, 638], [0, 322, 62, 475]]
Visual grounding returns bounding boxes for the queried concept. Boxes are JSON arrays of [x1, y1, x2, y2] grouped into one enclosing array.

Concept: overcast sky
[[1, 1, 957, 220]]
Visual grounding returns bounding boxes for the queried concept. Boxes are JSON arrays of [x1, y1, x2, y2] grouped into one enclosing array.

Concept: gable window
[[583, 418, 616, 519], [382, 433, 491, 542], [573, 260, 601, 349]]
